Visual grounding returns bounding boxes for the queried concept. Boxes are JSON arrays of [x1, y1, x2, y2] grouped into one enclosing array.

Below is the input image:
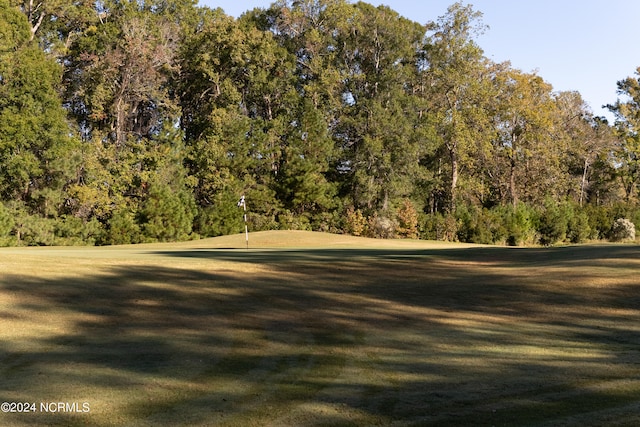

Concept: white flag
[[237, 195, 245, 208]]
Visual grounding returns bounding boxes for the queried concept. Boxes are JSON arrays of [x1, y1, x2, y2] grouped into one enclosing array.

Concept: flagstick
[[243, 203, 248, 250], [238, 195, 248, 250]]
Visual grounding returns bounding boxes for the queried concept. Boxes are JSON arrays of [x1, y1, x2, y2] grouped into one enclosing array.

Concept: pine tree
[[0, 0, 79, 220], [607, 67, 640, 202]]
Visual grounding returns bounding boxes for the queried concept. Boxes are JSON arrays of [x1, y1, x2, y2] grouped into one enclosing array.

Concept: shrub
[[248, 212, 279, 232], [631, 208, 640, 237], [396, 199, 419, 239], [0, 203, 15, 246], [102, 208, 142, 245], [278, 210, 311, 231], [54, 216, 103, 245], [454, 205, 476, 243], [421, 213, 457, 241], [502, 203, 537, 246], [610, 218, 636, 242], [194, 191, 244, 237], [367, 213, 396, 239], [312, 211, 342, 234], [455, 205, 503, 244], [345, 207, 367, 236], [566, 209, 591, 243], [140, 184, 196, 242], [16, 215, 57, 246], [537, 200, 569, 246], [584, 204, 613, 240]]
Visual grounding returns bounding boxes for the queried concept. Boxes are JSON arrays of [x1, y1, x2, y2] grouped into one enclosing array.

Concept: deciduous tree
[[607, 67, 640, 202], [420, 2, 491, 212]]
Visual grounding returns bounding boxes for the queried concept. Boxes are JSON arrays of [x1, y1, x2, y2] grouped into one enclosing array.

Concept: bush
[[396, 199, 419, 239], [453, 205, 475, 243], [0, 203, 15, 246], [247, 212, 279, 232], [278, 210, 311, 231], [421, 213, 457, 241], [566, 209, 591, 243], [367, 213, 397, 239], [312, 211, 342, 234], [140, 184, 196, 242], [16, 215, 57, 246], [244, 187, 281, 232], [631, 208, 640, 237], [584, 204, 613, 240], [455, 205, 504, 244], [102, 208, 142, 245], [54, 216, 103, 245], [502, 203, 537, 246], [610, 218, 636, 242], [537, 200, 569, 246], [194, 191, 244, 237], [345, 207, 367, 236]]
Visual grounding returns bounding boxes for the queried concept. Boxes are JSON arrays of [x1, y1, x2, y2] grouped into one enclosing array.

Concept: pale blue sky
[[200, 0, 640, 120]]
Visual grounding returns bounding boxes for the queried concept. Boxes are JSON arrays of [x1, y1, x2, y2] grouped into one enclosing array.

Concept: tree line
[[1, 0, 639, 246]]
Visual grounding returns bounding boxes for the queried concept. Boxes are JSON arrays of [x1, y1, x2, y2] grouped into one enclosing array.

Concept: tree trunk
[[449, 148, 458, 213], [115, 96, 126, 147], [509, 134, 518, 208], [579, 157, 589, 207], [509, 156, 517, 208]]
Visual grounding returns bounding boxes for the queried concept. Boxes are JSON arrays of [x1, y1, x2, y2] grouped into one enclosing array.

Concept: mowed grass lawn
[[1, 230, 639, 426]]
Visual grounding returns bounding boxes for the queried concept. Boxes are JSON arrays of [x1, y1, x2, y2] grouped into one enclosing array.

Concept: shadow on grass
[[154, 243, 640, 266], [0, 244, 639, 426]]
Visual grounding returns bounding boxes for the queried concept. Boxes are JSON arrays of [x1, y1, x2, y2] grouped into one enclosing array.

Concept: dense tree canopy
[[0, 0, 638, 245]]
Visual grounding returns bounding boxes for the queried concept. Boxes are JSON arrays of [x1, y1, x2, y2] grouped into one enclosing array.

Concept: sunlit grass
[[0, 231, 639, 426]]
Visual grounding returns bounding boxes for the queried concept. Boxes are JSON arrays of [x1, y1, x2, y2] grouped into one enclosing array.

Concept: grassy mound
[[175, 230, 485, 249]]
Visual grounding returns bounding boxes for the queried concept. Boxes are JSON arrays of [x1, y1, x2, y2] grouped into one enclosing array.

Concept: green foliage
[[0, 202, 15, 246], [102, 208, 142, 246], [311, 210, 342, 234], [0, 0, 79, 210], [422, 2, 491, 212], [421, 213, 458, 242], [0, 0, 30, 47], [537, 199, 569, 246], [422, 201, 594, 246], [0, 0, 638, 246], [244, 186, 281, 232], [608, 68, 640, 201], [584, 204, 614, 240], [502, 203, 537, 246], [54, 216, 103, 246], [0, 201, 13, 232], [195, 190, 244, 237], [455, 205, 506, 244], [533, 201, 591, 246], [631, 208, 640, 236], [277, 99, 338, 222], [140, 183, 196, 241], [278, 210, 312, 231], [10, 203, 56, 246], [566, 208, 591, 244], [323, 2, 425, 213]]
